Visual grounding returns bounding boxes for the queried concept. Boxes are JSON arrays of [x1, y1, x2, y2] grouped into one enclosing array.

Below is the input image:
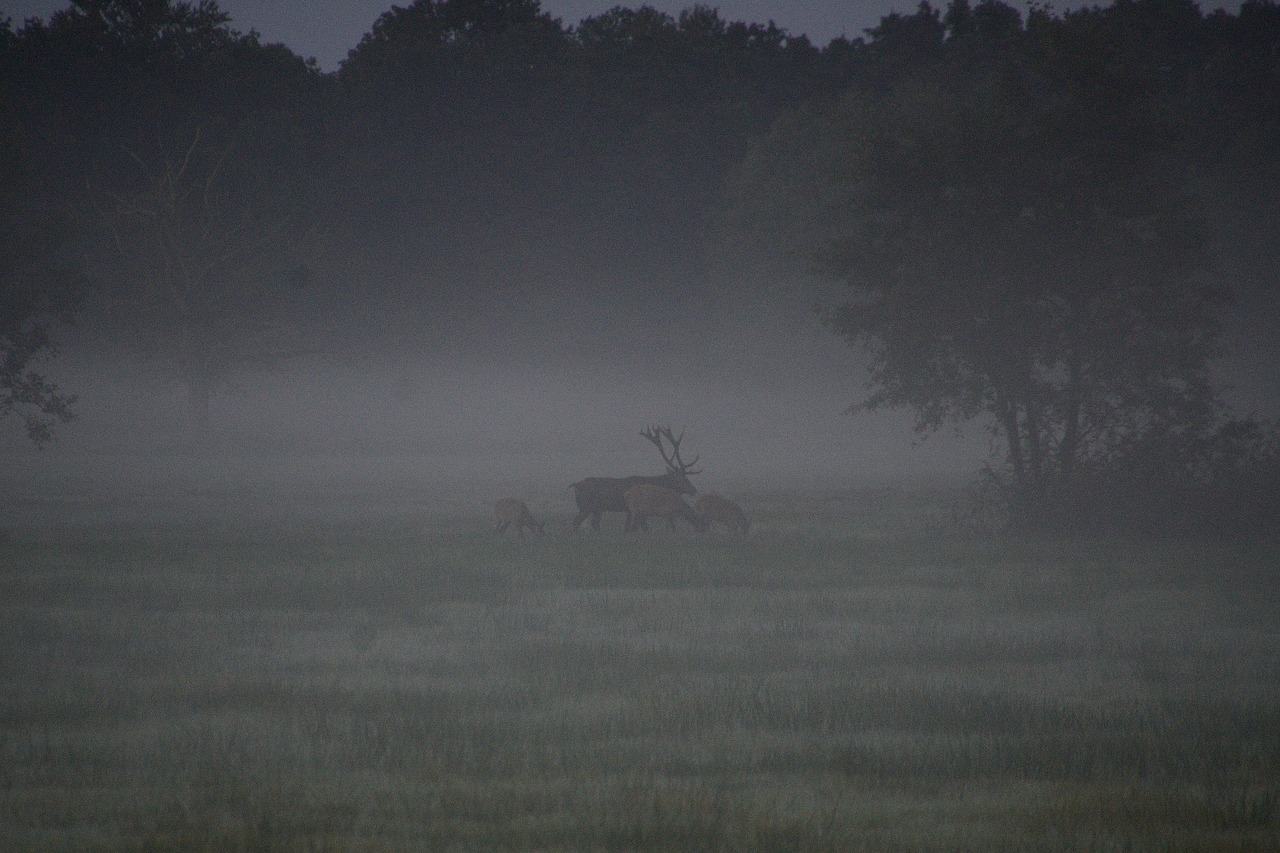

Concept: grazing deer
[[695, 493, 751, 534], [623, 483, 708, 533], [493, 498, 545, 540], [570, 425, 702, 531]]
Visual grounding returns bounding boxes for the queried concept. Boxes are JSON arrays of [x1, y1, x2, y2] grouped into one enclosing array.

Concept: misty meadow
[[3, 0, 1280, 850], [3, 480, 1279, 851]]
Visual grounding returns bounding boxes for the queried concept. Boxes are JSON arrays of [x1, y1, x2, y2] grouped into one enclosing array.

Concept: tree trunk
[[1025, 405, 1045, 484], [1001, 401, 1027, 486], [1058, 384, 1082, 478]]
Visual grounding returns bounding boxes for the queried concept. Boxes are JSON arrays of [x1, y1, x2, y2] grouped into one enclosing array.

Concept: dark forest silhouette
[[2, 0, 1278, 532]]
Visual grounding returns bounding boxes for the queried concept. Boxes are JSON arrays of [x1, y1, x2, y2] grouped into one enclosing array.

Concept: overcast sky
[[5, 1, 930, 70], [7, 1, 1251, 70]]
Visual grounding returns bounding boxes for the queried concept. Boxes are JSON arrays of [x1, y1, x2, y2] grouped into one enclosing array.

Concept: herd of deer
[[492, 425, 750, 540]]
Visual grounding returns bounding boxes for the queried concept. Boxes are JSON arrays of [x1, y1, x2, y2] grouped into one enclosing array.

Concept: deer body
[[571, 472, 693, 531], [695, 493, 750, 534], [571, 425, 701, 531], [493, 498, 545, 540], [623, 483, 708, 533]]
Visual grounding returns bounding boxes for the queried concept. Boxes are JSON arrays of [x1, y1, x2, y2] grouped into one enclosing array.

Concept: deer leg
[[591, 512, 602, 532]]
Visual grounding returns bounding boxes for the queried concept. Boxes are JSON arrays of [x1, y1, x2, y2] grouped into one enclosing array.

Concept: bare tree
[[97, 128, 315, 436]]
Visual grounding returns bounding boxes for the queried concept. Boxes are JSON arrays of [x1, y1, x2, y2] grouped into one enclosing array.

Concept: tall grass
[[1, 485, 1277, 851]]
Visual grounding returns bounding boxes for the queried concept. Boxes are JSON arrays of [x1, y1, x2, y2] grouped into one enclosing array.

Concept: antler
[[640, 424, 702, 475]]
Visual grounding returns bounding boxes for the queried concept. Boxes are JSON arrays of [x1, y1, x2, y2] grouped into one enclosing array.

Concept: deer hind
[[570, 425, 702, 532], [493, 498, 545, 540], [623, 483, 708, 533], [695, 493, 750, 534]]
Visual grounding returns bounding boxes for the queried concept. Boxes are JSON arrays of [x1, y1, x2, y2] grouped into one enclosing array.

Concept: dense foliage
[[0, 129, 84, 444], [725, 0, 1280, 531]]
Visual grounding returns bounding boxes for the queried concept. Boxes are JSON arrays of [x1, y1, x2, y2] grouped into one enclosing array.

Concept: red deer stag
[[695, 493, 750, 534], [623, 483, 708, 533], [493, 498, 545, 540], [570, 425, 702, 531]]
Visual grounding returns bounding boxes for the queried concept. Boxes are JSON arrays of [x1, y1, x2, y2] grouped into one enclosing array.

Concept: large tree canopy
[[726, 0, 1269, 528], [823, 71, 1221, 475]]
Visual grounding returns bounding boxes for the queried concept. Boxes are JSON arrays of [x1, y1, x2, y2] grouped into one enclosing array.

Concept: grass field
[[1, 475, 1278, 851]]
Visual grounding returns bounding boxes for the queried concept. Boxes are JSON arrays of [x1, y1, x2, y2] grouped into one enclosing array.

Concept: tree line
[[3, 0, 1278, 532]]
